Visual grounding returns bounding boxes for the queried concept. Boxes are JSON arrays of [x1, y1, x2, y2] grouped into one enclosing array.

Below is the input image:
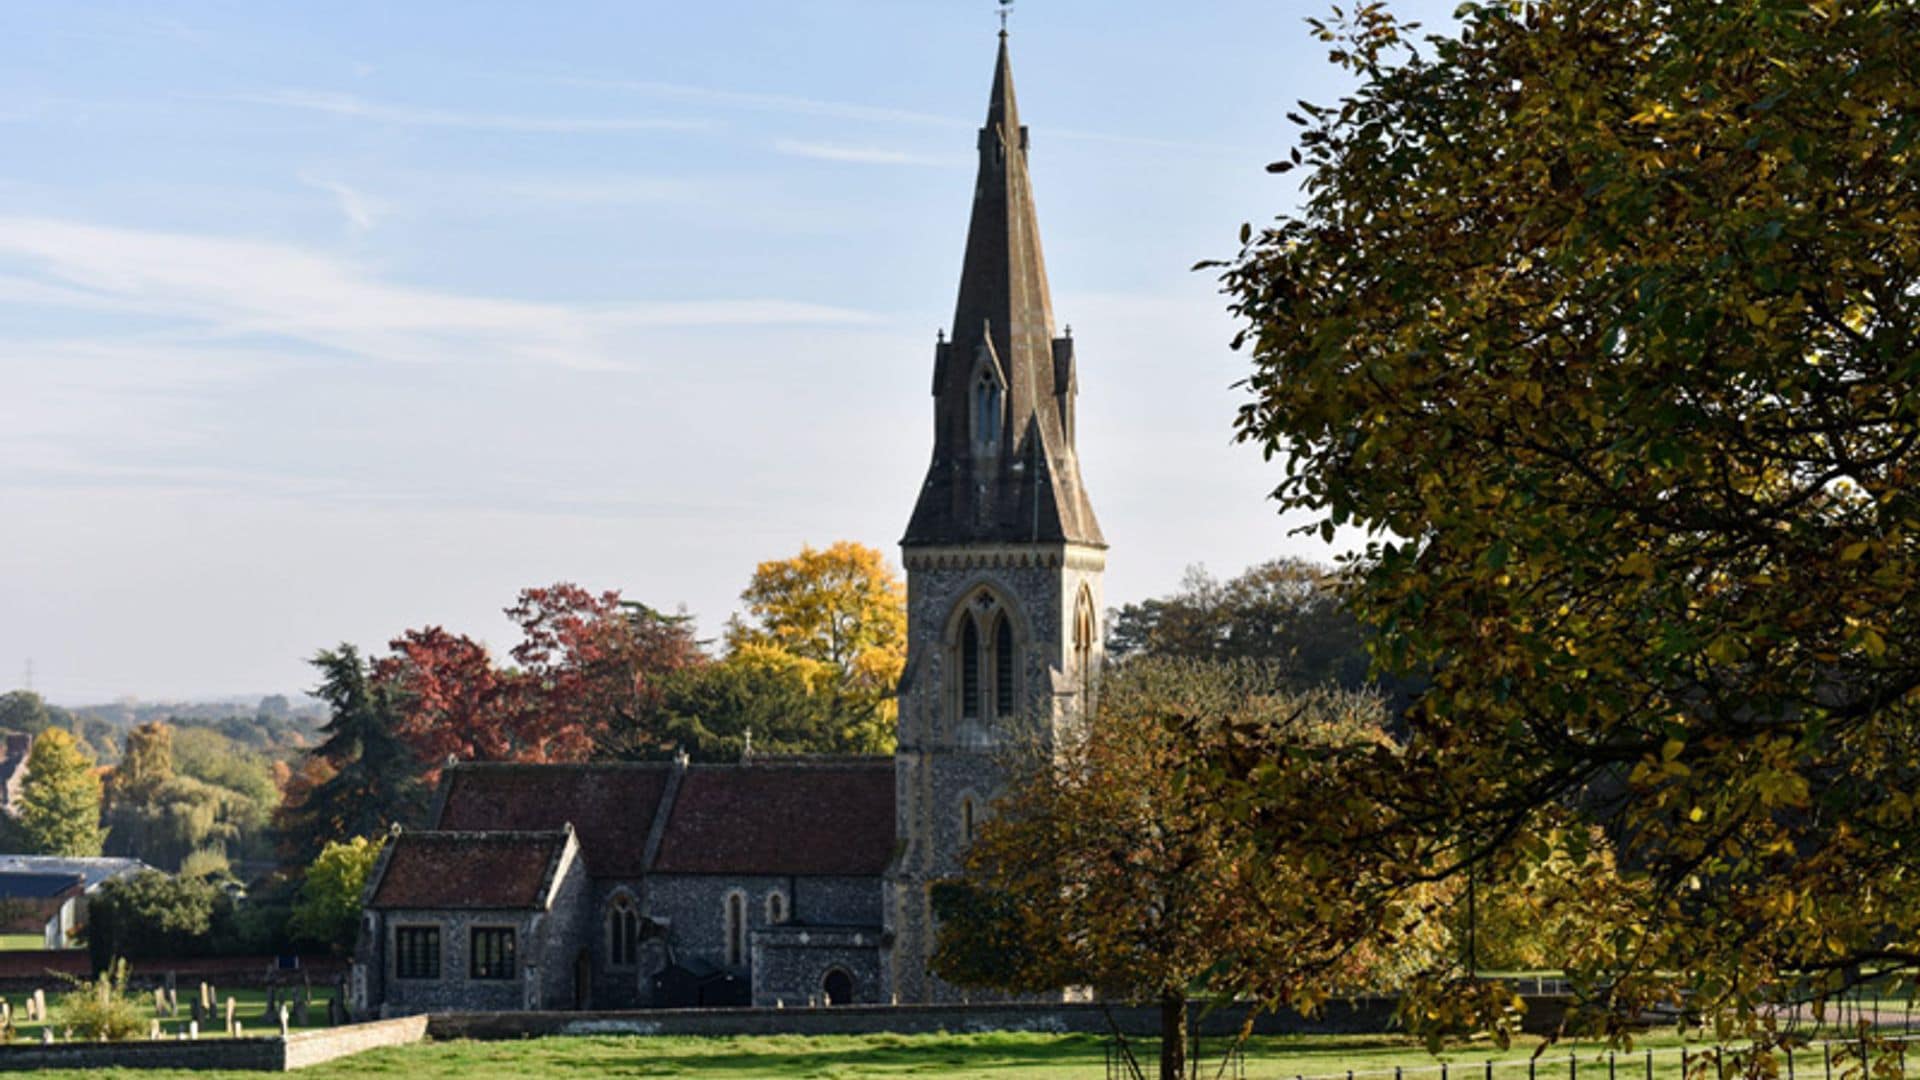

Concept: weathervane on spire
[[998, 0, 1013, 35]]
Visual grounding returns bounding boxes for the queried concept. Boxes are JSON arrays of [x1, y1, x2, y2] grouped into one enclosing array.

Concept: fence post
[[1488, 1061, 1495, 1080], [1717, 1046, 1726, 1080], [1645, 1049, 1652, 1080], [1609, 1051, 1616, 1080], [1530, 1056, 1537, 1080], [1824, 1041, 1832, 1080], [1444, 1062, 1450, 1080], [1571, 1051, 1578, 1080], [1787, 1044, 1795, 1080], [1682, 1047, 1689, 1080]]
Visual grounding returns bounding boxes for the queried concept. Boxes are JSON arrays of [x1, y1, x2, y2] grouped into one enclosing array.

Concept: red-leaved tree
[[376, 584, 706, 783]]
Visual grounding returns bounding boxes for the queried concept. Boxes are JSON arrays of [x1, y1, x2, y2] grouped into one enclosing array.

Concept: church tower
[[886, 30, 1106, 1004]]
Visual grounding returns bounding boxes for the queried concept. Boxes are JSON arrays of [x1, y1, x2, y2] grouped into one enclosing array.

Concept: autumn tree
[[16, 728, 105, 857], [289, 835, 384, 952], [932, 659, 1444, 1080], [278, 646, 423, 866], [725, 541, 906, 753], [1217, 0, 1920, 1044], [379, 587, 706, 774]]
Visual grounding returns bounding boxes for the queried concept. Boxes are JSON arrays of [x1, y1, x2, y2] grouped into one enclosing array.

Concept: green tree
[[725, 541, 906, 753], [279, 646, 424, 867], [16, 728, 104, 857], [932, 659, 1445, 1080], [288, 835, 384, 952], [1218, 0, 1920, 1044], [645, 645, 855, 761], [84, 870, 221, 969]]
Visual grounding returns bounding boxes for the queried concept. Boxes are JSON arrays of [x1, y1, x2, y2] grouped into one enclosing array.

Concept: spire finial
[[998, 0, 1012, 36]]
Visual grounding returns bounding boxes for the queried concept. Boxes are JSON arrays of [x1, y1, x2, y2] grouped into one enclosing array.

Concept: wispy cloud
[[300, 175, 382, 232], [216, 89, 707, 134], [772, 139, 959, 167], [564, 77, 967, 129], [0, 216, 880, 374]]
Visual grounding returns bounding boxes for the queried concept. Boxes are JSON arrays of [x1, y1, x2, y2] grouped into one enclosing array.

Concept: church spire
[[903, 34, 1103, 549]]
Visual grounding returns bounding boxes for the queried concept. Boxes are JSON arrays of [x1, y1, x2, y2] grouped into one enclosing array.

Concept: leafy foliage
[[1218, 0, 1920, 1044], [725, 541, 906, 753], [289, 835, 384, 952], [933, 659, 1445, 1080], [276, 646, 424, 867], [382, 586, 705, 775], [16, 728, 105, 857], [54, 958, 146, 1042], [104, 723, 276, 871], [85, 871, 222, 969]]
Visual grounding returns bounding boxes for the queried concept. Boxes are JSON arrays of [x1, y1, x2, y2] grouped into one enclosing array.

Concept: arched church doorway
[[822, 968, 854, 1006]]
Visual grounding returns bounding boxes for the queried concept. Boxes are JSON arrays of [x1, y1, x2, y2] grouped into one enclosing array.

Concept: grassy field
[[0, 934, 49, 951], [20, 1028, 1913, 1080]]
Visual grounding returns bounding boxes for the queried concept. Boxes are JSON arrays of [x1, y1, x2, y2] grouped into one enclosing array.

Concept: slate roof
[[0, 856, 150, 892], [435, 763, 671, 877], [650, 760, 896, 877], [0, 872, 84, 901], [368, 830, 571, 911], [903, 32, 1103, 548]]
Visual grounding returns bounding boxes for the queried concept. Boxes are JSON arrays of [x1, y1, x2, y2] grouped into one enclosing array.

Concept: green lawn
[[0, 933, 49, 951], [24, 1028, 1917, 1080]]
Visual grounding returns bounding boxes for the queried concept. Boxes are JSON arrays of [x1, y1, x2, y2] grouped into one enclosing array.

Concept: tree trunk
[[1159, 988, 1188, 1080]]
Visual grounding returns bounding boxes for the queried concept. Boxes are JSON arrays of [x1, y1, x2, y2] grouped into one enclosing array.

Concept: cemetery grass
[[22, 1028, 1808, 1080], [7, 986, 336, 1041]]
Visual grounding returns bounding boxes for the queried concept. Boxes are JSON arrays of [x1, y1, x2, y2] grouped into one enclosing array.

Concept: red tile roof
[[368, 831, 569, 910], [435, 763, 671, 877], [651, 760, 896, 877]]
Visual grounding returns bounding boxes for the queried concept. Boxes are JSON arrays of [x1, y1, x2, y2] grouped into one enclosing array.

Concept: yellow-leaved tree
[[726, 541, 906, 753]]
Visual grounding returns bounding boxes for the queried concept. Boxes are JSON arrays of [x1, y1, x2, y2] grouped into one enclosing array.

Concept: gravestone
[[225, 997, 237, 1037], [148, 1019, 161, 1040], [277, 1003, 290, 1039], [187, 1020, 198, 1040], [30, 989, 44, 1022], [166, 987, 178, 1018], [292, 997, 309, 1027], [39, 1028, 50, 1045], [189, 998, 203, 1025], [326, 997, 346, 1027], [152, 987, 167, 1018]]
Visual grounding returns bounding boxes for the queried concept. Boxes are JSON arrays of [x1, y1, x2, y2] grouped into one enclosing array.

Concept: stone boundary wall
[[430, 996, 1570, 1043], [431, 997, 1415, 1041], [282, 1014, 430, 1070], [0, 1014, 427, 1072], [0, 1037, 285, 1072]]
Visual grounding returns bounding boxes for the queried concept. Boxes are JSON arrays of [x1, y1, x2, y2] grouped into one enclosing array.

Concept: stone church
[[351, 31, 1104, 1016]]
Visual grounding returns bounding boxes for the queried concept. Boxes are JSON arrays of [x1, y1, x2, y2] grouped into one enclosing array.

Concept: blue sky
[[0, 1, 1460, 704]]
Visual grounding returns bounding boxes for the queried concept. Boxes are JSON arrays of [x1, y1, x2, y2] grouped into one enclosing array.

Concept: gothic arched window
[[993, 614, 1016, 718], [1074, 587, 1097, 713], [973, 369, 1002, 453], [961, 619, 982, 720], [961, 795, 977, 844], [607, 893, 640, 968], [724, 891, 747, 967], [953, 591, 1020, 725], [765, 890, 787, 926]]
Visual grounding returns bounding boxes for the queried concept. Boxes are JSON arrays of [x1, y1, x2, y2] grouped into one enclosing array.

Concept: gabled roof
[[368, 829, 574, 911], [650, 760, 896, 877], [434, 762, 671, 878]]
